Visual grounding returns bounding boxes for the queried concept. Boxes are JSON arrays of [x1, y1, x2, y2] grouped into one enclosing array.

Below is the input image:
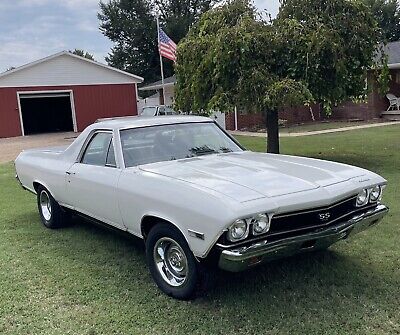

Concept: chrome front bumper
[[218, 204, 389, 272]]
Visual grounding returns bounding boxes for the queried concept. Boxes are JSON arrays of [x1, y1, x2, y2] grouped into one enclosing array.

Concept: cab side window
[[81, 132, 116, 167]]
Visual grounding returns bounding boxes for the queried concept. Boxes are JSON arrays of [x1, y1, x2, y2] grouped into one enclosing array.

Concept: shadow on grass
[[9, 208, 396, 333], [29, 214, 387, 295]]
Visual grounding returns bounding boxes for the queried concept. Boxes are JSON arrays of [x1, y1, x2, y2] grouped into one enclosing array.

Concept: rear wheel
[[36, 186, 70, 229], [146, 223, 205, 300]]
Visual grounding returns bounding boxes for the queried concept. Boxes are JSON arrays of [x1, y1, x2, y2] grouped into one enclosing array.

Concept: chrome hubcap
[[39, 190, 52, 221], [153, 237, 188, 287]]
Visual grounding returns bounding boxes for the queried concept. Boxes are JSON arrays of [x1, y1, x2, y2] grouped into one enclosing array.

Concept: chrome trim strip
[[24, 186, 36, 195], [188, 229, 205, 240], [58, 202, 74, 210], [15, 174, 23, 187]]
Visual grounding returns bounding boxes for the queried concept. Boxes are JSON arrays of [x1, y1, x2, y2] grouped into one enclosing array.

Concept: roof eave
[[388, 63, 400, 69], [139, 82, 175, 91], [367, 62, 400, 71]]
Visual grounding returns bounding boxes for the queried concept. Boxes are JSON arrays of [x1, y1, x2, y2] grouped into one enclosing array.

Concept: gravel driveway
[[0, 132, 78, 164]]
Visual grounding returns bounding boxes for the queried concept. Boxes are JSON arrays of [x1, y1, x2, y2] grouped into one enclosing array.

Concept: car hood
[[139, 151, 367, 202]]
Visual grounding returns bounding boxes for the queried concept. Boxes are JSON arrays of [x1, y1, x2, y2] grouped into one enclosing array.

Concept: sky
[[0, 0, 280, 72]]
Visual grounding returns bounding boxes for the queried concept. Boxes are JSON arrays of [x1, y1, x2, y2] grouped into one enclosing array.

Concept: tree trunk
[[266, 109, 280, 154]]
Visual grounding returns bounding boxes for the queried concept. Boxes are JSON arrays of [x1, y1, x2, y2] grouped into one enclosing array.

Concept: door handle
[[66, 171, 76, 175]]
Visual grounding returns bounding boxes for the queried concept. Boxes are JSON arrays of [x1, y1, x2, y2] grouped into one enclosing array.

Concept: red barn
[[0, 51, 143, 138]]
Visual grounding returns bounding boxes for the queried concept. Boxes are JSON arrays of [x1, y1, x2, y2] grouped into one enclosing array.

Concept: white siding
[[137, 93, 160, 112], [164, 86, 175, 106], [0, 54, 141, 88]]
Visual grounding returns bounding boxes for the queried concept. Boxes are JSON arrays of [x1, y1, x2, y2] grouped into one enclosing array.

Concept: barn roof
[[0, 51, 144, 88]]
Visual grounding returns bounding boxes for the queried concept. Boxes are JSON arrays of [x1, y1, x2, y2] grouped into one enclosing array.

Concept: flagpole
[[156, 15, 166, 106]]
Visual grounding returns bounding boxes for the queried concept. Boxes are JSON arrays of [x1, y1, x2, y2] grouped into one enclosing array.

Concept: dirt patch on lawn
[[0, 132, 78, 164]]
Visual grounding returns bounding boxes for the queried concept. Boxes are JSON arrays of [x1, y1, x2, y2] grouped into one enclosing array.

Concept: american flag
[[158, 28, 177, 62]]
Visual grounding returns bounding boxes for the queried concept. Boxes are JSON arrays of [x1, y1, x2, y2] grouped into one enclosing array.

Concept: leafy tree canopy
[[98, 0, 220, 83], [175, 0, 312, 153], [362, 0, 400, 42], [175, 0, 381, 153], [266, 79, 313, 110], [70, 49, 95, 60], [176, 0, 309, 113], [276, 0, 380, 110]]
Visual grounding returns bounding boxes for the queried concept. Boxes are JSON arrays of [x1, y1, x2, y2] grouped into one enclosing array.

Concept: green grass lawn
[[1, 125, 399, 335]]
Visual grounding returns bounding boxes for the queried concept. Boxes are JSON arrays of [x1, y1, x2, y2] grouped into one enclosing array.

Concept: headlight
[[227, 219, 248, 242], [356, 189, 369, 207], [252, 213, 271, 235], [369, 185, 381, 202]]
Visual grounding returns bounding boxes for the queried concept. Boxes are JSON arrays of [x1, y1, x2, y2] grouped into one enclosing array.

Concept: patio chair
[[386, 93, 400, 111]]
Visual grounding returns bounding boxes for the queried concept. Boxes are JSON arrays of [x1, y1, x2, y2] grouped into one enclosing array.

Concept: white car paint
[[15, 116, 387, 258]]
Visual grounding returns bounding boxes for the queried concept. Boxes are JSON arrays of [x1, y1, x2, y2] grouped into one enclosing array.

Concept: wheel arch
[[33, 180, 54, 198], [141, 215, 184, 239], [140, 215, 197, 257]]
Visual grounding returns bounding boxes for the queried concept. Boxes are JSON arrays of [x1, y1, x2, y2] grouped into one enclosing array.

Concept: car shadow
[[16, 209, 394, 332], [198, 247, 391, 315]]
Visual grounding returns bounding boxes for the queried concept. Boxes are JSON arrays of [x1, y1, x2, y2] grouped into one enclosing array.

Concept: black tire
[[36, 185, 70, 229], [146, 223, 207, 300]]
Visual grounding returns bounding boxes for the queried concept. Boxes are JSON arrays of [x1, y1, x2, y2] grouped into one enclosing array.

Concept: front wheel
[[146, 223, 202, 300], [36, 186, 70, 229]]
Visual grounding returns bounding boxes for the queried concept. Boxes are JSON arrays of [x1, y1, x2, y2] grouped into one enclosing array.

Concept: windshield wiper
[[219, 147, 233, 153], [190, 146, 217, 156]]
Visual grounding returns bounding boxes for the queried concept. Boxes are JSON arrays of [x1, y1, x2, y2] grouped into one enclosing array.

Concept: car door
[[65, 131, 125, 229]]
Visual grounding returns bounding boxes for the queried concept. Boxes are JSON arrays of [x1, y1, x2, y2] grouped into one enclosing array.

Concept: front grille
[[269, 196, 367, 235], [216, 196, 377, 249]]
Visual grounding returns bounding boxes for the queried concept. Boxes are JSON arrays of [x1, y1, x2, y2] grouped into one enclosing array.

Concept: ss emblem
[[318, 212, 331, 221]]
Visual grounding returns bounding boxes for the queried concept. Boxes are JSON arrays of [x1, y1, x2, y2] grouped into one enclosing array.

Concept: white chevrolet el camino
[[15, 116, 389, 299]]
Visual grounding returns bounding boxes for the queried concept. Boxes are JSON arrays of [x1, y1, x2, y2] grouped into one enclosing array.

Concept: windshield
[[120, 122, 243, 167], [141, 107, 157, 116]]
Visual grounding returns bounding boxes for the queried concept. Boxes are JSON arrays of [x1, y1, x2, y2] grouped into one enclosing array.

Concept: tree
[[362, 0, 400, 42], [265, 79, 313, 153], [175, 0, 381, 153], [70, 49, 95, 61], [276, 0, 381, 114], [98, 0, 220, 83], [175, 0, 312, 153]]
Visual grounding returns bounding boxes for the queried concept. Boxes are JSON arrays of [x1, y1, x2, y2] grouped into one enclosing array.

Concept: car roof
[[94, 115, 213, 130]]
